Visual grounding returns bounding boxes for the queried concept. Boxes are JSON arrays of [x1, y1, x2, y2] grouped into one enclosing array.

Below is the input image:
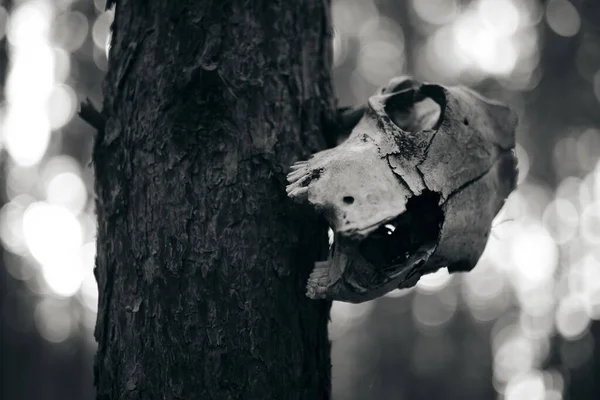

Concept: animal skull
[[287, 77, 518, 303]]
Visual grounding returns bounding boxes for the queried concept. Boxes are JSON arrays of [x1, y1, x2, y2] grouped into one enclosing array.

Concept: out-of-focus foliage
[[0, 0, 107, 398], [0, 0, 599, 399]]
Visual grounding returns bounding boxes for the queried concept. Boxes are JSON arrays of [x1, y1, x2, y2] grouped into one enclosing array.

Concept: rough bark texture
[[93, 1, 335, 399]]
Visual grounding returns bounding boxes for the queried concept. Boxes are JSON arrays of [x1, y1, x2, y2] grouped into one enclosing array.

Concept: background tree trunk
[[93, 1, 335, 399]]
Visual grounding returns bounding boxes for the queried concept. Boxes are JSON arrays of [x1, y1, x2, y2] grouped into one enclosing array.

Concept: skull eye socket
[[384, 84, 446, 133], [382, 77, 417, 94], [358, 190, 443, 272]]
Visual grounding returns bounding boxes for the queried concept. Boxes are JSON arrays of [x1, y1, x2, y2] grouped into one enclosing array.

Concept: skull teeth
[[287, 186, 308, 200], [286, 163, 311, 201], [287, 168, 307, 182], [289, 161, 308, 170], [306, 261, 330, 299], [383, 223, 396, 235]]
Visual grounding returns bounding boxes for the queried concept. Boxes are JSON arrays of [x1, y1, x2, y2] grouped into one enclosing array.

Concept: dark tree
[[93, 1, 335, 399]]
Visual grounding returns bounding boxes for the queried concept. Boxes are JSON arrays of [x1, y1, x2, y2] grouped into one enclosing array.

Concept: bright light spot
[[520, 311, 555, 340], [463, 260, 506, 301], [52, 11, 89, 52], [47, 84, 77, 129], [92, 11, 114, 50], [7, 0, 52, 47], [492, 320, 519, 352], [411, 0, 459, 25], [3, 106, 51, 166], [412, 290, 457, 332], [494, 334, 536, 382], [518, 283, 555, 321], [463, 261, 511, 322], [5, 43, 55, 103], [542, 198, 579, 244], [556, 176, 581, 204], [572, 255, 600, 302], [42, 253, 85, 298], [2, 1, 55, 168], [422, 0, 539, 81], [329, 300, 375, 340], [357, 40, 405, 86], [468, 294, 511, 322], [555, 295, 590, 340], [5, 164, 38, 200], [453, 14, 518, 75], [478, 0, 520, 36], [356, 16, 405, 86], [46, 172, 88, 215], [22, 202, 84, 297], [105, 29, 112, 59], [34, 297, 72, 343], [514, 0, 544, 27], [53, 47, 71, 83], [516, 143, 530, 184], [423, 26, 465, 81], [492, 192, 526, 229], [417, 268, 451, 293], [580, 204, 600, 244], [504, 370, 545, 400], [509, 223, 558, 286], [327, 227, 334, 248], [545, 0, 581, 38], [0, 200, 28, 255]]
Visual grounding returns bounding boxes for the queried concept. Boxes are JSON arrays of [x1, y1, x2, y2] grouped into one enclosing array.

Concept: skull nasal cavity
[[343, 196, 354, 205]]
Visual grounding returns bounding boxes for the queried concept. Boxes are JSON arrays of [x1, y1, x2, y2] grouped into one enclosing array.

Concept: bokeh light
[[545, 0, 581, 38], [34, 297, 73, 343], [411, 0, 458, 26], [504, 370, 546, 400], [416, 267, 451, 293]]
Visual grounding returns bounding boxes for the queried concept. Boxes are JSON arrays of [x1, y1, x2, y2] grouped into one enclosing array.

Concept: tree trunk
[[93, 1, 335, 399]]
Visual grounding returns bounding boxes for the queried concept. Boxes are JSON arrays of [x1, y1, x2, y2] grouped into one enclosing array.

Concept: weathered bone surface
[[287, 76, 518, 303]]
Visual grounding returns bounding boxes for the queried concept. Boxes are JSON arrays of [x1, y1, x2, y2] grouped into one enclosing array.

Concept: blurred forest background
[[1, 0, 600, 399]]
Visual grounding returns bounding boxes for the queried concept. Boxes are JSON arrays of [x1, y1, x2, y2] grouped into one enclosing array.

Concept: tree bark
[[93, 1, 335, 399]]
